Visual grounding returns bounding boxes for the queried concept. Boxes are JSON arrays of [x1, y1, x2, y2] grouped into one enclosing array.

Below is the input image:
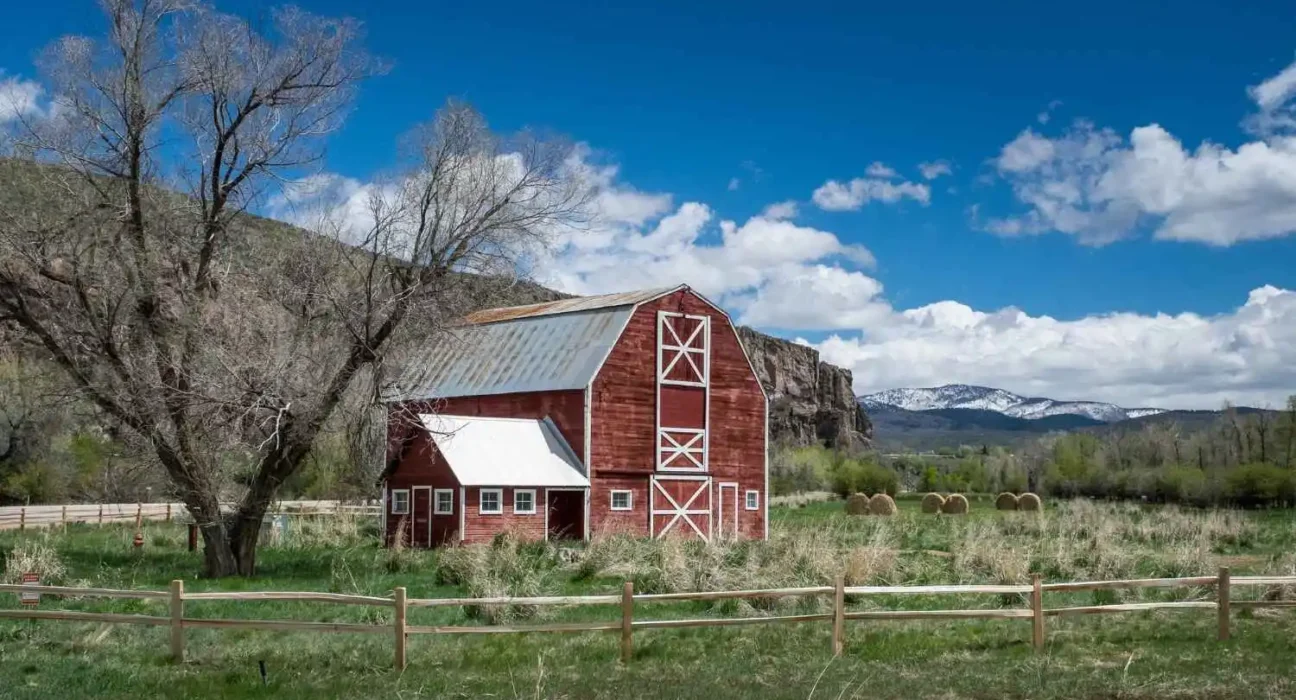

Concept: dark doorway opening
[[547, 489, 585, 541]]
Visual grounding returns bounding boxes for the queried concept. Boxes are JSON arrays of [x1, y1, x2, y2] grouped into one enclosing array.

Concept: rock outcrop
[[736, 327, 872, 450]]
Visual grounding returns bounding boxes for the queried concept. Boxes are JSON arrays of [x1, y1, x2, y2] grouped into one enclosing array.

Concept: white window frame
[[513, 489, 537, 515], [610, 490, 633, 511], [745, 490, 760, 511], [479, 488, 503, 515], [390, 489, 410, 515], [434, 489, 454, 515]]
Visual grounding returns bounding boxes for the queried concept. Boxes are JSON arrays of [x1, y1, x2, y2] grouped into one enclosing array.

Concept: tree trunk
[[198, 522, 239, 577]]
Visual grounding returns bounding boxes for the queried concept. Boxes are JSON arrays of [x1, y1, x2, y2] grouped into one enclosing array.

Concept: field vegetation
[[4, 500, 1296, 698]]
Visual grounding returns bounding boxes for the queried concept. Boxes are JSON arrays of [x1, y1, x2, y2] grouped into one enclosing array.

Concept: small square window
[[514, 489, 536, 515], [745, 490, 760, 511], [480, 488, 503, 514], [434, 489, 454, 515], [391, 489, 410, 515], [610, 490, 633, 511]]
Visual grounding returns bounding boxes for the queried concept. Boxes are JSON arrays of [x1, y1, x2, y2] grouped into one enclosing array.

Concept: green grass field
[[3, 499, 1296, 699]]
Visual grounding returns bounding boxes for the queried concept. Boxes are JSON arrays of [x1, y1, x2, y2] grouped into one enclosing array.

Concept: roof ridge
[[461, 285, 683, 325]]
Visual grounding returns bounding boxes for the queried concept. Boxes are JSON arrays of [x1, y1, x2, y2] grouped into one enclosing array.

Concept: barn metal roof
[[385, 304, 636, 401], [420, 414, 589, 487], [461, 286, 681, 325]]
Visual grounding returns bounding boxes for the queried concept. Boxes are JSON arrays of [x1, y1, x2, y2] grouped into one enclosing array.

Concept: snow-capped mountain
[[858, 384, 1167, 423]]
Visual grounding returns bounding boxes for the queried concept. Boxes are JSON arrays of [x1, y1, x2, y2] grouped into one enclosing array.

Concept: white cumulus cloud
[[811, 176, 931, 211], [0, 72, 44, 124], [989, 57, 1296, 246], [815, 285, 1296, 410], [918, 160, 953, 180]]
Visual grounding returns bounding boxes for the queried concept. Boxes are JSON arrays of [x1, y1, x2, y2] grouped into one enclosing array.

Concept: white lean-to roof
[[419, 414, 589, 488]]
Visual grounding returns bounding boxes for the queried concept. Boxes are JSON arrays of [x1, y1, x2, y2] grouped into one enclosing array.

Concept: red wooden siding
[[590, 289, 766, 540], [588, 476, 650, 537], [461, 487, 547, 543], [385, 430, 460, 546], [659, 385, 705, 428]]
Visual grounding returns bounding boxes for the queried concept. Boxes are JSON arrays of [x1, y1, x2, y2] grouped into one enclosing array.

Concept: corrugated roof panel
[[461, 286, 679, 325], [385, 306, 634, 401]]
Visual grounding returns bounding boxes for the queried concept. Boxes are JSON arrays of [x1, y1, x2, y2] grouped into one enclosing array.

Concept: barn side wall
[[461, 486, 547, 543], [589, 289, 767, 540], [384, 429, 460, 546]]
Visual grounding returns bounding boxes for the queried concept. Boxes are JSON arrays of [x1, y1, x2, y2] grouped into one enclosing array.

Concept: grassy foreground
[[3, 499, 1296, 699]]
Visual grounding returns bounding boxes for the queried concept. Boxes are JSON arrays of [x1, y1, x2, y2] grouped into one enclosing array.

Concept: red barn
[[380, 285, 768, 546]]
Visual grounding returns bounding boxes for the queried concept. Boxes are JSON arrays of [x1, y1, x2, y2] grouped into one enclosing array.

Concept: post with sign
[[20, 573, 39, 607]]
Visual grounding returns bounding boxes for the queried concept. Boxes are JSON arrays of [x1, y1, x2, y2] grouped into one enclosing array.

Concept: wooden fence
[[0, 500, 380, 531], [1, 568, 1293, 670]]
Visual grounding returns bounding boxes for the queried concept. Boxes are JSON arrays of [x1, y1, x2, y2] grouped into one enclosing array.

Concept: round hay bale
[[994, 492, 1019, 511], [844, 492, 870, 516], [1018, 492, 1043, 512], [941, 493, 970, 515], [866, 493, 897, 516], [920, 492, 945, 514]]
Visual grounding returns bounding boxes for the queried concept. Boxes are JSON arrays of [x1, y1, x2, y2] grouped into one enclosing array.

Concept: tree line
[[773, 397, 1296, 508]]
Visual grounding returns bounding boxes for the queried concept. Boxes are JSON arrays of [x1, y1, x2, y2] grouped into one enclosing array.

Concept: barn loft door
[[657, 312, 710, 472], [651, 476, 712, 541]]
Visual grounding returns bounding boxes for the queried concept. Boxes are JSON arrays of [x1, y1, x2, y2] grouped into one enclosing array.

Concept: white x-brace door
[[650, 476, 712, 541]]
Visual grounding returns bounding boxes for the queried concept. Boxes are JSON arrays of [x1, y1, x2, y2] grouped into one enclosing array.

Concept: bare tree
[[0, 1, 586, 575]]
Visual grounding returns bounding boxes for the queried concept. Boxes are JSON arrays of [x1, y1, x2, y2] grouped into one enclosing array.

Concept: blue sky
[[2, 0, 1295, 407]]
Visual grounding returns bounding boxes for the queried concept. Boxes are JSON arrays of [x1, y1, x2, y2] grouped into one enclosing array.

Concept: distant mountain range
[[858, 384, 1166, 423], [856, 384, 1275, 451]]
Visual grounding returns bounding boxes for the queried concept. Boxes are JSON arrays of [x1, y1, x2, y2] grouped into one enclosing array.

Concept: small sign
[[20, 572, 39, 607]]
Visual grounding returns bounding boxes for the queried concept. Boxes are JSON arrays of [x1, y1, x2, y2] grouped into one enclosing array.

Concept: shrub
[[2, 538, 66, 584], [829, 458, 899, 499], [1223, 464, 1296, 508]]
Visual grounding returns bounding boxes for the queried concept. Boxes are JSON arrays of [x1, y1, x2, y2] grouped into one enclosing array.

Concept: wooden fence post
[[61, 505, 67, 526], [19, 507, 24, 532], [98, 505, 103, 525], [394, 587, 407, 671], [166, 504, 172, 522], [1218, 566, 1231, 642], [170, 579, 185, 662], [621, 581, 634, 663], [832, 573, 845, 657], [1031, 574, 1045, 652]]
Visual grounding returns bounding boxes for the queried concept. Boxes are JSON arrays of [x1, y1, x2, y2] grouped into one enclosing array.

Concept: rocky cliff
[[736, 327, 873, 450]]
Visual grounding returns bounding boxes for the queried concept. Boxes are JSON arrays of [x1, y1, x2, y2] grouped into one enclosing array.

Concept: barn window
[[514, 489, 536, 515], [479, 489, 503, 514], [434, 489, 454, 515], [745, 490, 760, 511], [610, 490, 633, 511], [391, 489, 410, 515]]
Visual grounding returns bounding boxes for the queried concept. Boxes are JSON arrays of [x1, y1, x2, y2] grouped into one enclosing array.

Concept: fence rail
[[0, 500, 379, 531], [3, 569, 1296, 670]]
